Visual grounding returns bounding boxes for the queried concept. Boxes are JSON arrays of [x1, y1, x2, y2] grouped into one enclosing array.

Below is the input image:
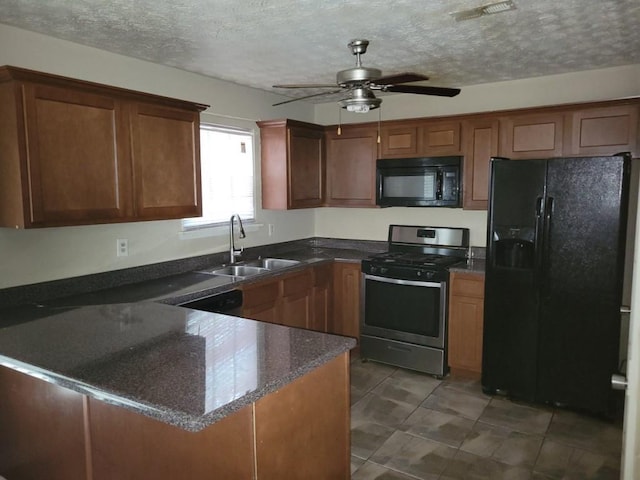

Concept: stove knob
[[380, 267, 388, 275], [370, 266, 377, 274]]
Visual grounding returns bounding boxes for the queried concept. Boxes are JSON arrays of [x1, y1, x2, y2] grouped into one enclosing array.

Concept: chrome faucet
[[229, 214, 246, 264]]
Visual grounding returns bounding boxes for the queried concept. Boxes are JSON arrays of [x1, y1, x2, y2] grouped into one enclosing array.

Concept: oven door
[[361, 273, 447, 349]]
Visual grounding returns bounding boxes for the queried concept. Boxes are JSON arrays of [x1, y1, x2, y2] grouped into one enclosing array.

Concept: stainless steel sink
[[247, 258, 301, 270], [197, 258, 300, 279], [208, 265, 268, 278]]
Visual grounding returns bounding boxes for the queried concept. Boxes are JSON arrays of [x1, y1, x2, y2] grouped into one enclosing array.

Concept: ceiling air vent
[[450, 0, 516, 21]]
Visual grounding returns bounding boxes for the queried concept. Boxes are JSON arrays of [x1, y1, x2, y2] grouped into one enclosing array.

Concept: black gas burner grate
[[368, 251, 461, 268]]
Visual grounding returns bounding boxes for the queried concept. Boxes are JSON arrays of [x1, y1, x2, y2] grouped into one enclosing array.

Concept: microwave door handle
[[436, 170, 443, 200]]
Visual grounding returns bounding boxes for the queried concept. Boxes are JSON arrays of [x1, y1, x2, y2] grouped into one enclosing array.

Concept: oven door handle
[[363, 274, 442, 288]]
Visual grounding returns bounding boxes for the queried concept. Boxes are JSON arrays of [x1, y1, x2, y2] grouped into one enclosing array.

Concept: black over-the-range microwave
[[376, 156, 462, 207]]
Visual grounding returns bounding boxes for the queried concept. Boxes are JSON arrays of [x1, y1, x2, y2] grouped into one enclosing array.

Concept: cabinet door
[[22, 82, 132, 226], [570, 105, 638, 157], [448, 272, 485, 377], [380, 123, 419, 158], [499, 112, 564, 159], [241, 280, 281, 324], [130, 102, 201, 220], [325, 126, 378, 207], [0, 367, 88, 480], [421, 120, 462, 155], [331, 262, 361, 339], [281, 270, 313, 329], [310, 264, 333, 332], [288, 126, 324, 208], [462, 118, 499, 210]]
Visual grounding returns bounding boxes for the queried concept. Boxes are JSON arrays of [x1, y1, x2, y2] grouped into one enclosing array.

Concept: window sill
[[179, 223, 263, 240]]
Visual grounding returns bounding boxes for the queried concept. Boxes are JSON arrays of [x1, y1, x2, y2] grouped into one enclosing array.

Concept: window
[[183, 124, 255, 230]]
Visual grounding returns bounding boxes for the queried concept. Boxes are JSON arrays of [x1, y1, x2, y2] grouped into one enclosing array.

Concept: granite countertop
[[0, 239, 479, 433], [0, 301, 355, 432], [0, 243, 367, 432], [28, 246, 373, 310], [449, 258, 486, 274]]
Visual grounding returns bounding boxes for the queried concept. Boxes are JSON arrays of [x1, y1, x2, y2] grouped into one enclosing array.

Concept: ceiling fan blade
[[373, 72, 430, 85], [273, 83, 338, 89], [383, 84, 461, 97], [273, 89, 343, 106]]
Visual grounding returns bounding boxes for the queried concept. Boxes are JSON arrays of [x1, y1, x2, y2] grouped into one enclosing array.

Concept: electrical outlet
[[268, 224, 275, 236], [117, 238, 128, 257]]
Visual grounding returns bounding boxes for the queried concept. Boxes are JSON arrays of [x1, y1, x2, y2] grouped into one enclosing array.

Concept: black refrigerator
[[482, 154, 631, 415]]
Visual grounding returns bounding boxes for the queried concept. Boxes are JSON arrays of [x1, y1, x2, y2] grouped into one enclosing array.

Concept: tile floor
[[349, 356, 623, 480]]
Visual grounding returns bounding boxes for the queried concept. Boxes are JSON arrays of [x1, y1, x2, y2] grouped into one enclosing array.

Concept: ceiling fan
[[272, 39, 461, 113]]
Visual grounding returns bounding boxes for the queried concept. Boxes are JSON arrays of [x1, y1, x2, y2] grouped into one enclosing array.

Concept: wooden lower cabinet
[[0, 354, 351, 480], [448, 271, 485, 378], [311, 263, 333, 332], [0, 367, 88, 480], [241, 277, 280, 324], [281, 270, 313, 329], [254, 354, 350, 479], [241, 262, 358, 339], [331, 262, 361, 340], [242, 268, 315, 329]]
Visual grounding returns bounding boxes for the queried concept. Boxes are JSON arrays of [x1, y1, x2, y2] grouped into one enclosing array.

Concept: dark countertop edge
[[448, 258, 486, 274], [0, 334, 356, 432]]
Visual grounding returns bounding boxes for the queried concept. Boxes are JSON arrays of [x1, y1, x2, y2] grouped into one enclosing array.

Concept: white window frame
[[182, 123, 256, 235]]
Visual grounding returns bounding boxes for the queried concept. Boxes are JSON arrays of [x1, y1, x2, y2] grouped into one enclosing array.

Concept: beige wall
[[313, 64, 640, 245], [1, 23, 638, 288]]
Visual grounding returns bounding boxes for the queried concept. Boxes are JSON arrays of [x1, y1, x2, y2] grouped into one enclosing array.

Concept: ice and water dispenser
[[492, 226, 535, 269]]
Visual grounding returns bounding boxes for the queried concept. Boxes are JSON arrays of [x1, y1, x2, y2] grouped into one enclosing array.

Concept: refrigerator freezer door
[[482, 159, 546, 401], [536, 156, 630, 413]]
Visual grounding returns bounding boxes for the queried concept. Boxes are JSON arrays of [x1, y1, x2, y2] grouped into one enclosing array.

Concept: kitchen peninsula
[[0, 301, 355, 479]]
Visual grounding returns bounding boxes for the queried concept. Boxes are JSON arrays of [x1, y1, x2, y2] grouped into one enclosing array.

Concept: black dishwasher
[[178, 290, 243, 316]]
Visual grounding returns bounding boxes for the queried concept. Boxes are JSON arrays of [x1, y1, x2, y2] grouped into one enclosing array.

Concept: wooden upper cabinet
[[569, 105, 638, 157], [499, 112, 565, 159], [421, 120, 462, 155], [380, 123, 419, 157], [380, 120, 462, 158], [0, 66, 207, 228], [258, 119, 325, 210], [325, 124, 379, 207], [130, 102, 201, 221], [462, 118, 499, 210], [21, 82, 132, 225]]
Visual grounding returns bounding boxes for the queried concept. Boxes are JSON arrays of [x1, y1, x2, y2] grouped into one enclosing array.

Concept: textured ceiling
[[1, 0, 639, 104]]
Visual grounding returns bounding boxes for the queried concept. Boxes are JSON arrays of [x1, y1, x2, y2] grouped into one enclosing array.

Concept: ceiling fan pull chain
[[377, 107, 381, 144], [337, 106, 342, 135]]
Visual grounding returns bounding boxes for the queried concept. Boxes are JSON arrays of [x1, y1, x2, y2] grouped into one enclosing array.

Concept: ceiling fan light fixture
[[339, 87, 382, 113]]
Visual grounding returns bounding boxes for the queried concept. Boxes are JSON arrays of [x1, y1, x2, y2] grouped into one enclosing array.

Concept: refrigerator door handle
[[534, 197, 545, 283], [536, 196, 554, 288]]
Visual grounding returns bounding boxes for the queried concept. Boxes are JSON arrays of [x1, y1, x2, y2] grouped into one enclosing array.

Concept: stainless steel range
[[360, 225, 470, 376]]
